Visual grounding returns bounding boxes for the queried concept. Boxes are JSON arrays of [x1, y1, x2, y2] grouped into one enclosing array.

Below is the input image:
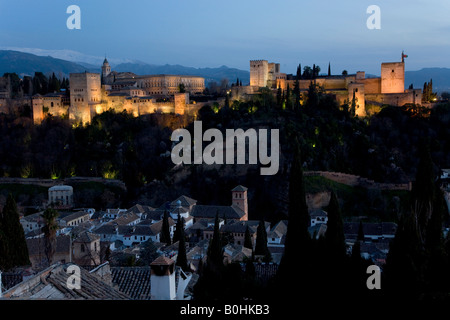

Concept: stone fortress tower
[[381, 61, 405, 94], [69, 72, 102, 124], [250, 60, 269, 87]]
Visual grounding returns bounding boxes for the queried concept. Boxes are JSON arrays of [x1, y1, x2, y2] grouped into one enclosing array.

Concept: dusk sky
[[1, 0, 449, 75]]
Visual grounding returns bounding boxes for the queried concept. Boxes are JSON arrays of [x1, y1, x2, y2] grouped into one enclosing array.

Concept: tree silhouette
[[160, 211, 172, 245], [0, 194, 30, 270], [41, 207, 59, 266], [176, 217, 189, 272]]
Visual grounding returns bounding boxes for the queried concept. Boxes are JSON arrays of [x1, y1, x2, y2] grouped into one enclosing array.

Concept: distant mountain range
[[1, 49, 450, 91], [405, 68, 450, 92], [0, 50, 91, 77], [0, 50, 250, 85]]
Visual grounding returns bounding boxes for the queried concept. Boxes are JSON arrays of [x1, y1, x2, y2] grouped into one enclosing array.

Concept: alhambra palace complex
[[31, 58, 206, 124], [232, 53, 422, 117], [0, 53, 422, 123]]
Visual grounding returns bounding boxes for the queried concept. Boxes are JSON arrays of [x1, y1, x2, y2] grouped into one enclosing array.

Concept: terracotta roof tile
[[150, 255, 174, 266]]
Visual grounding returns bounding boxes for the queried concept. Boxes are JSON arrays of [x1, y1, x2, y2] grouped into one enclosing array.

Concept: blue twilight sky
[[0, 0, 449, 75]]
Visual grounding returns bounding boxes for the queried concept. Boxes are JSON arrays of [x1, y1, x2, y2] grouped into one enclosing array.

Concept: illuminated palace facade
[[32, 58, 205, 125], [231, 54, 423, 117]]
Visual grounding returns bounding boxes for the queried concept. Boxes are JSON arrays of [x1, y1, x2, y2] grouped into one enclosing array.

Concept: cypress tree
[[328, 62, 331, 76], [224, 93, 230, 109], [255, 220, 271, 261], [285, 84, 292, 110], [276, 140, 310, 297], [207, 212, 223, 268], [324, 191, 347, 261], [411, 143, 435, 241], [351, 240, 361, 262], [0, 194, 30, 269], [244, 226, 253, 251], [384, 209, 424, 298], [296, 64, 302, 80], [176, 217, 189, 272], [41, 207, 59, 266], [307, 81, 319, 107], [173, 213, 183, 244], [293, 77, 300, 109], [423, 186, 449, 293], [429, 79, 433, 101], [160, 211, 172, 245], [276, 86, 282, 108], [422, 82, 428, 102], [193, 213, 224, 300], [425, 186, 445, 251], [357, 221, 365, 242], [0, 222, 9, 270]]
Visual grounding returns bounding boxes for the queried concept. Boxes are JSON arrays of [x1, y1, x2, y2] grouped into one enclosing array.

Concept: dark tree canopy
[[0, 194, 30, 270]]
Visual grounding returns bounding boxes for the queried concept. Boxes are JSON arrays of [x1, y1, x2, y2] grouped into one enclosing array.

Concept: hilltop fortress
[[31, 58, 206, 124], [0, 53, 424, 123], [232, 53, 423, 117]]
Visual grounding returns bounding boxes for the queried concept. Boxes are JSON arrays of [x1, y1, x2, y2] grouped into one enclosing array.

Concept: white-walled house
[[93, 217, 175, 248], [169, 200, 190, 220], [48, 185, 73, 209], [20, 212, 44, 234], [267, 220, 288, 247], [310, 209, 328, 227], [104, 208, 127, 220]]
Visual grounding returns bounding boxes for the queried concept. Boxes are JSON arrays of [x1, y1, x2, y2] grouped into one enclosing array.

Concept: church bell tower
[[101, 57, 111, 84]]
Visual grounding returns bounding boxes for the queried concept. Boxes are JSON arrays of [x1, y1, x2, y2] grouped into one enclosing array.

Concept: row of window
[[50, 195, 72, 205], [68, 217, 86, 226], [140, 81, 203, 88]]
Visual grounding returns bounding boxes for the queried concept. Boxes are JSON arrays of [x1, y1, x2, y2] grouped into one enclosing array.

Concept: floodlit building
[[48, 185, 73, 209]]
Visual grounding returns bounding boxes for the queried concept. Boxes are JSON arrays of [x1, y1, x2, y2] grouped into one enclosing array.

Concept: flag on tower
[[402, 51, 408, 62]]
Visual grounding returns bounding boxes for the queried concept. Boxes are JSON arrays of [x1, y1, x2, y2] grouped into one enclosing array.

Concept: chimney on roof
[[150, 256, 176, 300], [176, 268, 192, 300]]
